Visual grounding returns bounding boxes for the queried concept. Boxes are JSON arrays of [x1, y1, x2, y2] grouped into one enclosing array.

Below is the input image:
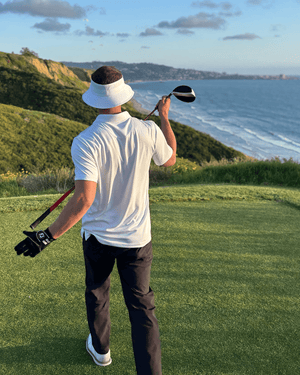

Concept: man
[[15, 66, 176, 375]]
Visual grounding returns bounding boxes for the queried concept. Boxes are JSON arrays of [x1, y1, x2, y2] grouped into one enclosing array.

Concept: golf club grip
[[30, 186, 75, 229], [30, 208, 51, 229]]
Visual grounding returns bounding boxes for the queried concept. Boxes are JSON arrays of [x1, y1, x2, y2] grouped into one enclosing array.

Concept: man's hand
[[15, 228, 55, 257], [157, 96, 171, 119], [156, 96, 176, 167]]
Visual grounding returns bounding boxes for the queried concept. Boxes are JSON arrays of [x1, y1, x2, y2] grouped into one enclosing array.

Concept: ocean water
[[130, 80, 300, 161]]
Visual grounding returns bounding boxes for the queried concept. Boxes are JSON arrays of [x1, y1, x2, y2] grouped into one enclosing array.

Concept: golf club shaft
[[143, 106, 158, 121], [143, 93, 172, 121], [30, 186, 75, 229]]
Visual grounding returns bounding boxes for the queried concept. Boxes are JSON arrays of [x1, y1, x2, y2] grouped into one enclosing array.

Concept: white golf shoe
[[86, 333, 112, 366]]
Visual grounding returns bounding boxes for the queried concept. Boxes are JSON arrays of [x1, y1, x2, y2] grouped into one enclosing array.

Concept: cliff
[[0, 51, 88, 90]]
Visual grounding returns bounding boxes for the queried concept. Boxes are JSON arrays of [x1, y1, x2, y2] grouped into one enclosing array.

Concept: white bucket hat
[[82, 76, 134, 108]]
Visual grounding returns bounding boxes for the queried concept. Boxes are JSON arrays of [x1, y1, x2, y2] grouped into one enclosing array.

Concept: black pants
[[83, 235, 162, 375]]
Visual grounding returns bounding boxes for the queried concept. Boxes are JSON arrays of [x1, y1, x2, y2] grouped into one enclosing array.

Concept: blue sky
[[1, 0, 299, 75]]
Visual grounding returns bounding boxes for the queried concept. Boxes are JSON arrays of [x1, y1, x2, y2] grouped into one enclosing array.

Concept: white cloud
[[116, 33, 130, 38], [223, 33, 261, 40], [177, 29, 195, 35], [139, 28, 163, 37], [219, 11, 242, 17], [247, 0, 263, 4], [75, 26, 108, 37], [247, 0, 274, 7], [0, 0, 86, 18], [191, 1, 232, 10], [32, 18, 71, 32], [271, 24, 285, 32], [157, 12, 226, 29]]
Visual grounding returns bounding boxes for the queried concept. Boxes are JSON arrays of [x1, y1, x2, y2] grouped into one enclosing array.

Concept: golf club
[[143, 85, 196, 120], [30, 186, 75, 229], [29, 85, 196, 228]]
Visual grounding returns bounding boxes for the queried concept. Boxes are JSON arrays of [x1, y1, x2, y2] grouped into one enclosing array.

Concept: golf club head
[[144, 85, 196, 120], [171, 85, 196, 103]]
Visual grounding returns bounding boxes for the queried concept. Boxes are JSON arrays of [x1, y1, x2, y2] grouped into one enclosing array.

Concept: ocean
[[130, 79, 300, 161]]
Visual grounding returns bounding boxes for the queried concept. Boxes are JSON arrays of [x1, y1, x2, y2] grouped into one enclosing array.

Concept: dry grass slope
[[0, 51, 88, 90]]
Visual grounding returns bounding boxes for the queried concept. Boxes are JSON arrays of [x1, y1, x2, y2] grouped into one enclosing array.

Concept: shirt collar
[[95, 111, 131, 124]]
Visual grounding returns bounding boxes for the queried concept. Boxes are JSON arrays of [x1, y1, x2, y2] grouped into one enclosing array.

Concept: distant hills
[[61, 60, 298, 82]]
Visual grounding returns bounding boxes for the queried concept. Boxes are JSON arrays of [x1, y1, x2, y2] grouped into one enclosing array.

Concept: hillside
[[0, 65, 99, 125], [0, 102, 245, 173], [0, 103, 87, 173], [0, 51, 88, 90], [0, 51, 247, 173]]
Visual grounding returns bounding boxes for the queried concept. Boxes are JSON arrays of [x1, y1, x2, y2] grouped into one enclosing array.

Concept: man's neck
[[98, 106, 122, 115]]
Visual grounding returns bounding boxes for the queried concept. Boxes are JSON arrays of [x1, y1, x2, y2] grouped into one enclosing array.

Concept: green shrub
[[170, 157, 300, 187], [17, 167, 75, 193]]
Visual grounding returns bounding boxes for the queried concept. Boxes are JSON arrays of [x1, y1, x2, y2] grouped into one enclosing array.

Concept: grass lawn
[[0, 185, 300, 374]]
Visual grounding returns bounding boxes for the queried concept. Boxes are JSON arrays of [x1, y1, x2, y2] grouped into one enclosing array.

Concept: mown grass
[[150, 200, 300, 374], [1, 188, 299, 375], [1, 184, 300, 215]]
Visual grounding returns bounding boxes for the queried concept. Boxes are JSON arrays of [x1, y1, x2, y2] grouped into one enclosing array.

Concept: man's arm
[[49, 180, 97, 239], [14, 180, 96, 257], [157, 96, 177, 167]]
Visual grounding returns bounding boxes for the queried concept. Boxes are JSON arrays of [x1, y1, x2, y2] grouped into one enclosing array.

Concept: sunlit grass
[[1, 194, 299, 374]]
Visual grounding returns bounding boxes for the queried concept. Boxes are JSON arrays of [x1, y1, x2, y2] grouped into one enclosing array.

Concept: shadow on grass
[[0, 337, 91, 365], [279, 200, 300, 211]]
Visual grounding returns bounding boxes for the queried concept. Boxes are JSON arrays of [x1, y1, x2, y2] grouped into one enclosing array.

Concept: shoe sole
[[86, 339, 112, 367]]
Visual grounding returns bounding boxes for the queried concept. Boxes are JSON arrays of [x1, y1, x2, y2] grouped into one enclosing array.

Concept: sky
[[0, 0, 299, 75]]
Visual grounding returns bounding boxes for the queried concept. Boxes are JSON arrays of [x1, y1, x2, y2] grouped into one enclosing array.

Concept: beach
[[129, 98, 150, 115]]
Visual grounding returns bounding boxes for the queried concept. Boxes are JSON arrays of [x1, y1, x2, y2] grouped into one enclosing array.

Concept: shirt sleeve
[[152, 123, 174, 166], [71, 136, 99, 182]]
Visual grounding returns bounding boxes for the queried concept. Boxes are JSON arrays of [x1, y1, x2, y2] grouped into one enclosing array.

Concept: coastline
[[129, 98, 150, 115], [129, 96, 256, 162]]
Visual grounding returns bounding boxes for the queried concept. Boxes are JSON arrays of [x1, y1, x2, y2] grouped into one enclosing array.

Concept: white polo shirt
[[71, 111, 173, 248]]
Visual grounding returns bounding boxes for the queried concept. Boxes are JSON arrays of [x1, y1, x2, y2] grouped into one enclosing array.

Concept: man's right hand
[[157, 96, 171, 119], [156, 96, 176, 167]]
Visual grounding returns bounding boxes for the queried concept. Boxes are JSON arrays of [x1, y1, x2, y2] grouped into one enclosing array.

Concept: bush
[[20, 47, 39, 58], [17, 168, 75, 193], [169, 157, 300, 187]]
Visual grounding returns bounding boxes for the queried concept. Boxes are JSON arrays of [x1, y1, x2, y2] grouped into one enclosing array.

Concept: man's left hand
[[15, 228, 55, 257]]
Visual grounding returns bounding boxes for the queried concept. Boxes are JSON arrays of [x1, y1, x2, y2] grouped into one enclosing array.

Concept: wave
[[131, 80, 300, 160]]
